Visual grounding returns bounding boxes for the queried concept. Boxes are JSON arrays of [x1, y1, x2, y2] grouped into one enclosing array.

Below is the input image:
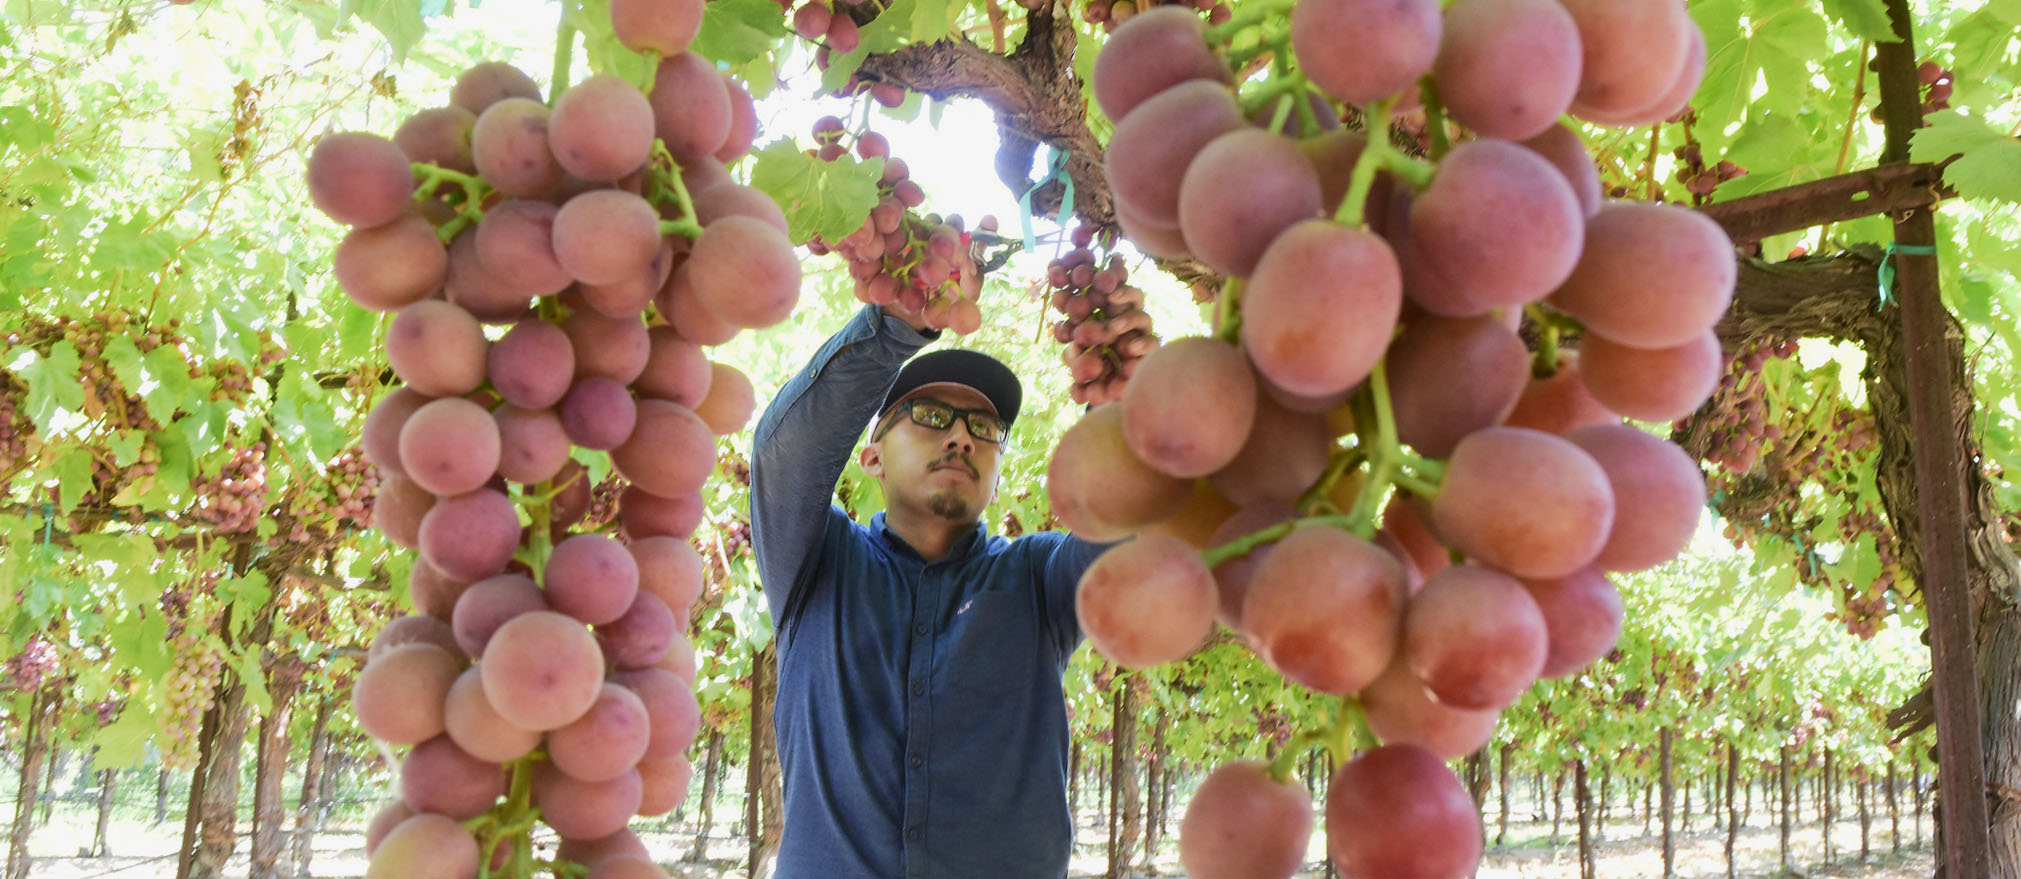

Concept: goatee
[[925, 490, 973, 521]]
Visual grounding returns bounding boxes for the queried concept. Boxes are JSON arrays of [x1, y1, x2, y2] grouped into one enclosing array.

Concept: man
[[750, 302, 1109, 879]]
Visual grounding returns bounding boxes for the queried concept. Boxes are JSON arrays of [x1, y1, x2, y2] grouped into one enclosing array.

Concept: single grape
[[1517, 566, 1624, 678], [481, 611, 607, 731], [351, 643, 460, 745], [386, 300, 489, 397], [1243, 526, 1405, 694], [306, 133, 414, 228], [1547, 202, 1736, 349], [545, 533, 642, 626], [1432, 427, 1614, 579], [1177, 760, 1313, 879], [1240, 220, 1401, 398], [549, 74, 655, 182], [1075, 535, 1218, 668], [1402, 564, 1548, 710], [1325, 745, 1482, 879], [547, 683, 653, 783], [1119, 337, 1257, 478], [1091, 6, 1230, 121], [1291, 0, 1441, 106], [1045, 403, 1192, 541]]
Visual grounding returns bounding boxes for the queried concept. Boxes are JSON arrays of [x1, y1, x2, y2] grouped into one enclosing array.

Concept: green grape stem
[[1205, 0, 1297, 45], [1418, 76, 1452, 159], [646, 142, 705, 241], [1266, 728, 1331, 784], [411, 163, 492, 242], [1213, 277, 1244, 343], [1332, 100, 1438, 227]]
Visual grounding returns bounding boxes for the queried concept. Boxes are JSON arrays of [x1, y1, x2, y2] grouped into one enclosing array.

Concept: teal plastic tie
[[1017, 147, 1074, 252], [1876, 242, 1937, 309]]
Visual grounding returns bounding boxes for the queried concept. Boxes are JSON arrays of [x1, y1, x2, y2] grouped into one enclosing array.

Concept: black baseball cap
[[877, 349, 1023, 428]]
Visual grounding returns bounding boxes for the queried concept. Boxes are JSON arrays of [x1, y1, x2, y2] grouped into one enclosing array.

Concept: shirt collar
[[869, 511, 991, 562]]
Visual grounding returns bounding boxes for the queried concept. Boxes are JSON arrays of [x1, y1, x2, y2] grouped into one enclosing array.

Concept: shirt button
[[911, 682, 925, 696], [910, 755, 924, 768], [914, 623, 928, 636], [907, 828, 921, 841]]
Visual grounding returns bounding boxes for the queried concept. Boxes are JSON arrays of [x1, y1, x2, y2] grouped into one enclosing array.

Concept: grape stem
[[1199, 513, 1356, 568], [1203, 0, 1296, 46], [411, 163, 492, 243], [1297, 446, 1369, 515], [1417, 77, 1452, 160], [1212, 277, 1243, 344], [1266, 728, 1331, 784], [1235, 70, 1305, 122], [647, 142, 706, 241], [1331, 697, 1376, 764], [1331, 100, 1437, 227]]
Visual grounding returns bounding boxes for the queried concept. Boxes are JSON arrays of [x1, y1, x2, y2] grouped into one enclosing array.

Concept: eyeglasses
[[875, 398, 1008, 444]]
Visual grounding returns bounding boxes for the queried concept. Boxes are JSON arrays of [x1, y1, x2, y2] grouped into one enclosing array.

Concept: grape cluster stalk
[[1063, 2, 1733, 877], [306, 0, 788, 870], [803, 117, 995, 334], [1042, 222, 1157, 405]]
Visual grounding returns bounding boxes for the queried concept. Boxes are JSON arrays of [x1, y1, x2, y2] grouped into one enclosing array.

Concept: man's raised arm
[[750, 304, 936, 626]]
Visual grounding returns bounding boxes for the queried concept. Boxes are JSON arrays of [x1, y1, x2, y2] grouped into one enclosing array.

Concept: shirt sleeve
[[1039, 532, 1115, 656], [750, 305, 938, 629]]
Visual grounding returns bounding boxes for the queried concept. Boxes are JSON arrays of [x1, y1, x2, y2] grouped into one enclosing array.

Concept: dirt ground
[[11, 806, 1934, 879]]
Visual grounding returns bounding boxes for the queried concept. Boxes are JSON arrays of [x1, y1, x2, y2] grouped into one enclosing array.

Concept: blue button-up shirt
[[749, 305, 1108, 879]]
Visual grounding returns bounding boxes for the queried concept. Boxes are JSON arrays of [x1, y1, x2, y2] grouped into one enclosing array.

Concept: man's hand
[[880, 299, 935, 334]]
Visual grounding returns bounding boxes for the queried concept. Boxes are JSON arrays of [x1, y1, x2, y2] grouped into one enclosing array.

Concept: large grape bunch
[[802, 117, 995, 334], [1044, 222, 1157, 405], [1063, 3, 1731, 878], [306, 3, 776, 874]]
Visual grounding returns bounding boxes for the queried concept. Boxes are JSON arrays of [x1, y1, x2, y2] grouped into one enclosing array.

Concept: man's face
[[862, 382, 1004, 523]]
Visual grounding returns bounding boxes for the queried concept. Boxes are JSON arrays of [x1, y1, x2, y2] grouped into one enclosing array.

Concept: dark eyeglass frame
[[874, 397, 1008, 444]]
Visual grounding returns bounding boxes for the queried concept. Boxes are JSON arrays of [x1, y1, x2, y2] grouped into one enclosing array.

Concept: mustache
[[930, 451, 978, 477]]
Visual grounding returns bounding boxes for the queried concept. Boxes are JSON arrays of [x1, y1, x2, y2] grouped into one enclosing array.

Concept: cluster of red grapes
[[1080, 0, 1232, 30], [786, 0, 862, 55], [0, 371, 25, 475], [190, 443, 269, 534], [1043, 224, 1157, 405], [306, 0, 794, 869], [1917, 60, 1952, 114], [1674, 137, 1748, 200], [1694, 337, 1796, 475], [801, 118, 993, 333], [3, 635, 59, 692], [1056, 2, 1729, 877], [282, 446, 380, 545]]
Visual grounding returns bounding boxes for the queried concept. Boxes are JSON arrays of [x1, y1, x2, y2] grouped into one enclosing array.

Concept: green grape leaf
[[344, 0, 427, 61], [1910, 111, 2021, 204], [140, 343, 196, 422], [73, 533, 162, 606], [235, 649, 273, 715], [91, 708, 158, 771], [106, 429, 144, 468], [218, 570, 272, 638], [52, 445, 94, 515], [693, 0, 789, 68], [101, 334, 148, 412], [151, 427, 195, 498], [909, 0, 953, 43], [1821, 0, 1897, 41], [11, 340, 84, 436], [748, 140, 884, 244]]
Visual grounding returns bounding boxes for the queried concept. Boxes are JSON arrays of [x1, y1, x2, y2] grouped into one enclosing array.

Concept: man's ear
[[859, 443, 884, 479]]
